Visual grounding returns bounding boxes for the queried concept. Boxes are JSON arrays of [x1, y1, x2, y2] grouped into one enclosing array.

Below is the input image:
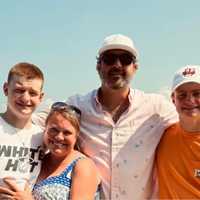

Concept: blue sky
[[1, 0, 200, 107]]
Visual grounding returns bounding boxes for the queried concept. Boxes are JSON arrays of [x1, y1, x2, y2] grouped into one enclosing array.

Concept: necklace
[[98, 89, 130, 122], [102, 98, 129, 122], [102, 103, 122, 115]]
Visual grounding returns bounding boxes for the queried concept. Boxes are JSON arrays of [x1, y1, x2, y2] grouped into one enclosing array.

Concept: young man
[[66, 34, 178, 199], [0, 62, 44, 192], [156, 65, 200, 199], [33, 34, 178, 199]]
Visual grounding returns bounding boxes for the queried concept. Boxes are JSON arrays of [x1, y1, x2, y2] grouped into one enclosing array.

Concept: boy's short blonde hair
[[7, 62, 44, 89]]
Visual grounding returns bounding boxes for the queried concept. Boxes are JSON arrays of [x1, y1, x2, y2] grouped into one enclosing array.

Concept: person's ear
[[39, 92, 44, 102], [134, 63, 138, 70], [3, 82, 8, 96], [171, 93, 175, 104], [96, 62, 101, 72]]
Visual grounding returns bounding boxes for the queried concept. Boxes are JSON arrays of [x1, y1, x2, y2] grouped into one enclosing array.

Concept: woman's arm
[[70, 158, 100, 200]]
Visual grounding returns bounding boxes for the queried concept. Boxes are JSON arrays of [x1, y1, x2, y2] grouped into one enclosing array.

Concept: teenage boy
[[156, 65, 200, 199], [0, 62, 44, 191]]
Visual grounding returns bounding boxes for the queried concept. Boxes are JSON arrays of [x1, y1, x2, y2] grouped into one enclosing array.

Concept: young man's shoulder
[[157, 123, 180, 150], [164, 123, 180, 137]]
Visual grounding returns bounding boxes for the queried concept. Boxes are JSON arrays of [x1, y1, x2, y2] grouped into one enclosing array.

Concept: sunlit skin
[[172, 82, 200, 121], [97, 49, 138, 90], [44, 113, 78, 159], [3, 75, 43, 127]]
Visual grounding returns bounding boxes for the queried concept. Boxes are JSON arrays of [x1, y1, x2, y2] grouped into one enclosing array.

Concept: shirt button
[[134, 174, 138, 179], [121, 190, 126, 195], [123, 159, 127, 164]]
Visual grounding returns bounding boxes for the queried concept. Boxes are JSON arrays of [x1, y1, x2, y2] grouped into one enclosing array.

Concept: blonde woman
[[0, 102, 101, 200]]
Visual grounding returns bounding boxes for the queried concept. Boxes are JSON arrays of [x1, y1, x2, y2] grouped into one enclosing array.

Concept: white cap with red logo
[[172, 65, 200, 92]]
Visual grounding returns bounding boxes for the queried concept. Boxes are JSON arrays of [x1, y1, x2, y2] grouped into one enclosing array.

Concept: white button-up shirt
[[67, 88, 178, 200]]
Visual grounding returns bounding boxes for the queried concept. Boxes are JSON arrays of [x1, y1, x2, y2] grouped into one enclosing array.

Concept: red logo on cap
[[182, 68, 196, 76]]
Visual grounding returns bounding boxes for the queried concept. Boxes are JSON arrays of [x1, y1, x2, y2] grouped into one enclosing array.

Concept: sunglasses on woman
[[51, 102, 81, 119]]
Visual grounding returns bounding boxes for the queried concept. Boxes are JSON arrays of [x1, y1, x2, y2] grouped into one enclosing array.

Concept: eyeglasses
[[51, 102, 81, 120], [101, 52, 135, 66]]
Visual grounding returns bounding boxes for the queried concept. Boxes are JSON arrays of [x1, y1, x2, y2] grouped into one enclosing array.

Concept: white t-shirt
[[0, 116, 43, 190]]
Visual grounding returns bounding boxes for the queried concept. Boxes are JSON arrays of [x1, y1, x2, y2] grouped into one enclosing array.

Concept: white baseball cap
[[172, 65, 200, 92], [98, 34, 138, 58]]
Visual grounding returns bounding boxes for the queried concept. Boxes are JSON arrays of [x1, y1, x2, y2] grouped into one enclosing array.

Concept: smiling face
[[172, 82, 200, 120], [3, 75, 43, 121], [97, 49, 137, 90], [44, 112, 78, 158]]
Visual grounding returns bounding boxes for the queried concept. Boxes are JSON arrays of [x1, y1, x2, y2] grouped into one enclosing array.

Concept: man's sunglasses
[[51, 102, 81, 119], [101, 52, 135, 66]]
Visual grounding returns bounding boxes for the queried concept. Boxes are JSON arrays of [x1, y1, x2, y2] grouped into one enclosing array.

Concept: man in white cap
[[66, 34, 178, 199], [156, 65, 200, 199]]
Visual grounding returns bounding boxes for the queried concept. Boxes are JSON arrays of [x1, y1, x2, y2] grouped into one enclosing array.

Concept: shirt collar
[[93, 87, 135, 110]]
